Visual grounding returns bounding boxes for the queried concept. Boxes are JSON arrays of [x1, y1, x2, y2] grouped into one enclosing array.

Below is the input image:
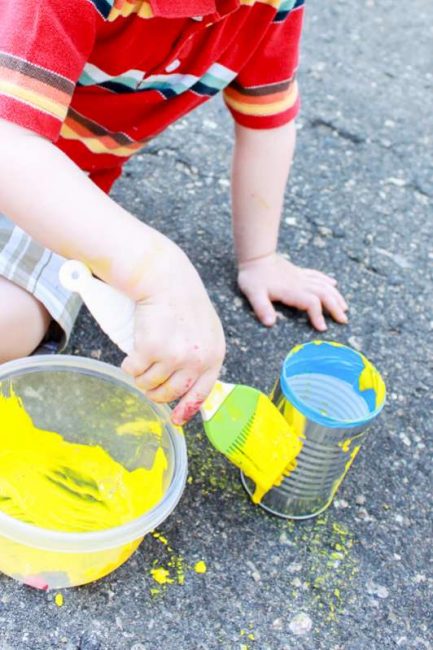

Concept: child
[[0, 0, 348, 425]]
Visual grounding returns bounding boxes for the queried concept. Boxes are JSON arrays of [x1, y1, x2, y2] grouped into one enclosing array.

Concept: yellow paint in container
[[0, 357, 187, 590], [0, 391, 167, 532]]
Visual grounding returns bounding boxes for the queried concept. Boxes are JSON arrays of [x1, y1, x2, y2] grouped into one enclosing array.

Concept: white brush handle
[[200, 380, 235, 421], [59, 260, 135, 355]]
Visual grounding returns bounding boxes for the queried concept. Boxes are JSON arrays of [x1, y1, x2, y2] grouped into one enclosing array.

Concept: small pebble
[[312, 235, 326, 248], [376, 585, 389, 599], [348, 336, 362, 351], [414, 574, 426, 583], [357, 507, 372, 521], [334, 498, 349, 509], [79, 632, 101, 650], [289, 613, 313, 636], [385, 177, 406, 187]]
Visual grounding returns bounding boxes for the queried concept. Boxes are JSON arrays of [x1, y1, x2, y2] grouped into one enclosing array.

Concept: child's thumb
[[247, 291, 277, 327]]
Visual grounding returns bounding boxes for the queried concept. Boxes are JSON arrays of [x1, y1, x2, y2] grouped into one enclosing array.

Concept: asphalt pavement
[[0, 0, 432, 648]]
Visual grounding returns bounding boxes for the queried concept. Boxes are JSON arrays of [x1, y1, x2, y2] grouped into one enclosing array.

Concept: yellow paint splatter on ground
[[54, 593, 64, 607], [149, 530, 206, 593], [240, 629, 256, 642], [282, 512, 359, 626], [184, 428, 245, 498], [150, 567, 173, 584], [194, 561, 207, 574]]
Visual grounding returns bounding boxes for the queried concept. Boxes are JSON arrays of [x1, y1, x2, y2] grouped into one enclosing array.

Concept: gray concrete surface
[[0, 0, 432, 648]]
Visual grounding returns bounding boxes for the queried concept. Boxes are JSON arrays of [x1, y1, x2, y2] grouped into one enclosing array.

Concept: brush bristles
[[226, 411, 256, 456]]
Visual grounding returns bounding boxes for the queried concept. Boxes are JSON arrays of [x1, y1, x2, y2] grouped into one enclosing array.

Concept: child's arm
[[0, 120, 225, 424], [231, 121, 348, 331]]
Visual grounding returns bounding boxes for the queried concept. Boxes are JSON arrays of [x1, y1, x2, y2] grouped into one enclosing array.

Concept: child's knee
[[0, 277, 51, 362]]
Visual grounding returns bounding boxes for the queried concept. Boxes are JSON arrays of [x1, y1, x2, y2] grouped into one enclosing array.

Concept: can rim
[[279, 341, 386, 429]]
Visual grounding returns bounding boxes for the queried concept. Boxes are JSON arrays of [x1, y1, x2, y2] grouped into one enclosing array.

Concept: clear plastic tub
[[0, 355, 188, 589]]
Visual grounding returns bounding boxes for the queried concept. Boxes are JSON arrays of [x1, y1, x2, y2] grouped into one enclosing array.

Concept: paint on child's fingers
[[172, 369, 220, 425], [172, 397, 205, 426], [147, 370, 197, 406]]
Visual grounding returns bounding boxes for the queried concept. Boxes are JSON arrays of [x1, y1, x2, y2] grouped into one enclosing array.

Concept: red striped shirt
[[0, 0, 304, 192]]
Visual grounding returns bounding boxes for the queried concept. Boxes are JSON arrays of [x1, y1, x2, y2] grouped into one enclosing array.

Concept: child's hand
[[121, 243, 225, 425], [238, 253, 348, 331]]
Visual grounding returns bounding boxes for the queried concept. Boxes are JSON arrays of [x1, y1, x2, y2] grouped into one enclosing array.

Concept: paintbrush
[[59, 261, 302, 502]]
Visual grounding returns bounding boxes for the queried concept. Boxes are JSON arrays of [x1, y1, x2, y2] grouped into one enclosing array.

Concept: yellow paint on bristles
[[54, 593, 64, 607], [230, 393, 302, 503], [194, 560, 207, 574]]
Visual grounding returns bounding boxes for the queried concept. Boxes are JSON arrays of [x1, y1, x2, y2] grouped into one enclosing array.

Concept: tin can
[[241, 341, 386, 519]]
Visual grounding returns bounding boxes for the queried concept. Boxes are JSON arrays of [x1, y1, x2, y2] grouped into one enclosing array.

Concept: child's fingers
[[337, 291, 349, 312], [312, 286, 348, 324], [145, 369, 196, 404], [171, 369, 219, 425], [305, 269, 337, 286], [243, 288, 277, 327], [135, 361, 176, 392], [121, 354, 153, 378], [302, 295, 327, 331], [310, 281, 349, 313]]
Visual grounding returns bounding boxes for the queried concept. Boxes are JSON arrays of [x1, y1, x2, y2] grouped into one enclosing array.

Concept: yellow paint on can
[[359, 353, 386, 408]]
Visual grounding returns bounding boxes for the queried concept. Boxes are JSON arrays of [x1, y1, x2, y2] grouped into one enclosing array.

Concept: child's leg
[[0, 214, 83, 358], [0, 277, 51, 362]]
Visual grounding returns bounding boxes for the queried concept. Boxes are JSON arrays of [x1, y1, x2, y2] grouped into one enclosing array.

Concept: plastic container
[[241, 341, 385, 519], [0, 355, 187, 589]]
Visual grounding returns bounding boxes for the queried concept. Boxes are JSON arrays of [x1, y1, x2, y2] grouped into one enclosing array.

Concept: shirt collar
[[150, 0, 239, 19]]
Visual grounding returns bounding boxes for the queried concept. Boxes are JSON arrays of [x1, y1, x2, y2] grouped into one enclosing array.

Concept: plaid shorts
[[0, 213, 82, 349]]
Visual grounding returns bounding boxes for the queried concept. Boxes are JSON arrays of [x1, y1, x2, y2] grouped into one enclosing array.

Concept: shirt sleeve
[[223, 0, 304, 129], [0, 0, 99, 141]]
